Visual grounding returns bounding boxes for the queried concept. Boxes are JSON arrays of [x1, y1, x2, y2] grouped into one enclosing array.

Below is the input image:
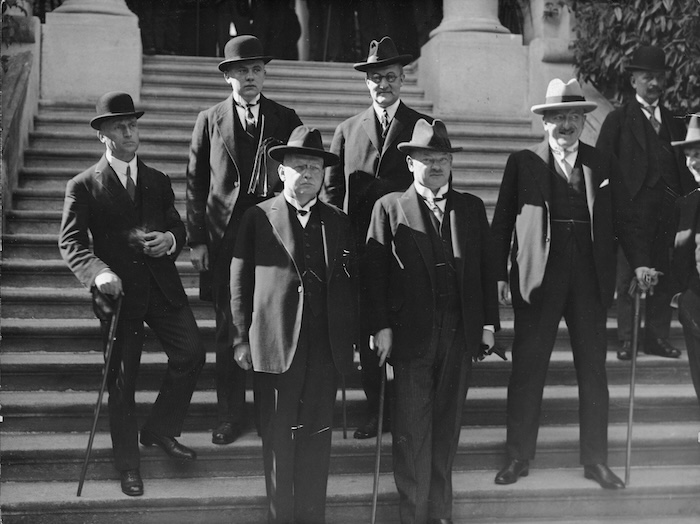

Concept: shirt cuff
[[483, 325, 495, 333], [166, 232, 177, 255]]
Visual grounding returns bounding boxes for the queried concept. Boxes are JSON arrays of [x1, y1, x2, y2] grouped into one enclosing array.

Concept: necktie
[[381, 110, 390, 138], [236, 100, 258, 138], [297, 209, 308, 217], [561, 157, 573, 179], [424, 196, 445, 227], [125, 166, 136, 201], [643, 105, 661, 134]]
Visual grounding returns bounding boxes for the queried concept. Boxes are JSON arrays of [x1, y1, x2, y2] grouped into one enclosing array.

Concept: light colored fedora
[[531, 78, 597, 115], [671, 115, 700, 149]]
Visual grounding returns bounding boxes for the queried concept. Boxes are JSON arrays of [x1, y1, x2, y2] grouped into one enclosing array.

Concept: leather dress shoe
[[584, 463, 625, 489], [353, 415, 390, 440], [140, 429, 196, 460], [495, 458, 529, 485], [428, 519, 453, 524], [120, 469, 143, 496], [644, 338, 681, 359], [617, 340, 634, 360], [212, 422, 243, 445]]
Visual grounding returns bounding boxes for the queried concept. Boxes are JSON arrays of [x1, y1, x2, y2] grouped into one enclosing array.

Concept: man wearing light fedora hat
[[322, 35, 433, 441], [597, 45, 695, 361], [59, 92, 205, 496], [491, 78, 656, 490], [670, 115, 700, 436], [365, 119, 500, 523], [186, 34, 302, 446], [229, 125, 359, 523]]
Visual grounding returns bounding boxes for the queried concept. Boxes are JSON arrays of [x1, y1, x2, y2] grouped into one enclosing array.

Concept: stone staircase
[[1, 55, 699, 523]]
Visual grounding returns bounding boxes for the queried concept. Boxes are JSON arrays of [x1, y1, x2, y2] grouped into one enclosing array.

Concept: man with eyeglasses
[[229, 126, 358, 523], [186, 35, 302, 446], [322, 36, 432, 440], [491, 78, 656, 490], [597, 45, 695, 361], [365, 119, 499, 523]]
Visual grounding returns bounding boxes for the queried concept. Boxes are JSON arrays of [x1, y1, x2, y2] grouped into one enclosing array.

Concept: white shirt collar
[[414, 181, 449, 202], [636, 94, 662, 121], [233, 92, 261, 107], [233, 92, 261, 125], [373, 99, 401, 123], [106, 150, 138, 181]]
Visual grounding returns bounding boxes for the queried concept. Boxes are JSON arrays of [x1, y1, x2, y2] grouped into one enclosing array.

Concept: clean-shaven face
[[99, 117, 139, 162], [543, 108, 585, 149], [365, 63, 404, 108], [685, 145, 700, 184], [224, 59, 266, 102], [279, 153, 325, 206]]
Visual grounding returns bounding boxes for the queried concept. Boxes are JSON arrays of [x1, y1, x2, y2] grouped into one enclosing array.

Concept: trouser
[[105, 279, 204, 471], [678, 289, 700, 406]]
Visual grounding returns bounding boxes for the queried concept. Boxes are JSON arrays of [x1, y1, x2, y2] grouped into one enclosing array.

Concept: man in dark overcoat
[[322, 36, 433, 440], [59, 92, 205, 497], [186, 35, 302, 445], [597, 45, 695, 360], [230, 126, 359, 523]]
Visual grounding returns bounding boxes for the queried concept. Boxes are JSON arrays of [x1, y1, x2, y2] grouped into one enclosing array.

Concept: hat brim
[[218, 55, 274, 72], [353, 54, 413, 72], [531, 101, 597, 115], [90, 111, 145, 130], [671, 138, 700, 149], [268, 145, 339, 168], [625, 65, 670, 72], [397, 143, 463, 154]]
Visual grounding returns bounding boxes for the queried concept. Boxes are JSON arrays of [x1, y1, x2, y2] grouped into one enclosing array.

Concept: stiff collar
[[106, 150, 138, 180], [414, 181, 448, 201], [373, 98, 400, 123]]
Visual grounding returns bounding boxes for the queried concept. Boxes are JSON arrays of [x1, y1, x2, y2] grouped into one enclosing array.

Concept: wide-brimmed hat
[[90, 91, 144, 130], [353, 36, 413, 72], [626, 45, 669, 72], [397, 119, 462, 153], [671, 115, 700, 149], [531, 78, 597, 115], [268, 126, 339, 167], [218, 35, 273, 72]]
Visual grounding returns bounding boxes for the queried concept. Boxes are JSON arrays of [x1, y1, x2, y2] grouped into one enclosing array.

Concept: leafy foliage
[[571, 0, 700, 115]]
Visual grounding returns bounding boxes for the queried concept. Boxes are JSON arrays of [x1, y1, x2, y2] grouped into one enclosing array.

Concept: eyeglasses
[[291, 164, 323, 175], [368, 72, 400, 84], [412, 155, 451, 166]]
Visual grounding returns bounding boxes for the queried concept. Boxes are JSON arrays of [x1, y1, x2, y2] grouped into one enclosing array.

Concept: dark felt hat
[[90, 91, 144, 130], [671, 115, 700, 149], [626, 45, 669, 72], [353, 36, 413, 72], [268, 126, 339, 167], [397, 119, 462, 153], [218, 35, 273, 72]]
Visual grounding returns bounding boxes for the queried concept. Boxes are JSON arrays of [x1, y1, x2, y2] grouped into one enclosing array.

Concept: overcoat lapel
[[259, 95, 280, 139], [399, 187, 435, 286], [318, 204, 339, 280], [266, 194, 301, 277], [448, 190, 469, 288], [628, 100, 648, 151], [530, 140, 553, 204], [382, 102, 406, 155], [215, 95, 241, 182], [361, 106, 382, 155]]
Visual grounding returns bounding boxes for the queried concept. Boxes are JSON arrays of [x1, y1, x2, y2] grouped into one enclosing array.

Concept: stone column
[[418, 0, 528, 118], [41, 0, 142, 102]]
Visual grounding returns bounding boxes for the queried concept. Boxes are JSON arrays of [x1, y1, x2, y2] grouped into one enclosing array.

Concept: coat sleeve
[[229, 207, 257, 348], [321, 123, 347, 210], [186, 110, 211, 247], [475, 197, 501, 330], [363, 197, 392, 335], [490, 153, 520, 283], [58, 177, 110, 288], [160, 171, 186, 260]]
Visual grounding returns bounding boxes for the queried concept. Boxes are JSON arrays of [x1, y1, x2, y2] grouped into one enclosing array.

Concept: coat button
[[545, 237, 550, 242]]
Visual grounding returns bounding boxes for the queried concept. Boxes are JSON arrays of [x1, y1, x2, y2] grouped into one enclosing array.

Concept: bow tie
[[423, 195, 445, 204], [297, 209, 309, 217], [234, 99, 259, 110]]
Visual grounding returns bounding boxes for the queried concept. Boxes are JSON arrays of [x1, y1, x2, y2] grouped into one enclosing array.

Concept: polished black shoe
[[617, 340, 634, 360], [353, 415, 390, 440], [212, 422, 243, 445], [495, 458, 529, 485], [120, 469, 143, 496], [584, 464, 625, 489], [428, 519, 453, 524], [644, 338, 681, 359], [140, 429, 196, 460]]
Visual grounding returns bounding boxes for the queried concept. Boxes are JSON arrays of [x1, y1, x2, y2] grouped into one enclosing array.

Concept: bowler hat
[[671, 115, 700, 149], [218, 35, 273, 72], [90, 91, 144, 130], [268, 126, 339, 167], [397, 119, 462, 153], [353, 36, 413, 72], [626, 45, 669, 72], [531, 78, 597, 115]]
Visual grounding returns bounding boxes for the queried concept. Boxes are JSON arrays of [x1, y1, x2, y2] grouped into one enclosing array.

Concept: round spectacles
[[368, 73, 400, 84]]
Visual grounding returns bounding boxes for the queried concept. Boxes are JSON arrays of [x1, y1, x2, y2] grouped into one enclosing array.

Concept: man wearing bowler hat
[[365, 119, 500, 523], [597, 45, 695, 360], [491, 79, 656, 490], [670, 115, 700, 440], [59, 92, 205, 496], [322, 35, 433, 440], [186, 35, 302, 445], [230, 126, 359, 523]]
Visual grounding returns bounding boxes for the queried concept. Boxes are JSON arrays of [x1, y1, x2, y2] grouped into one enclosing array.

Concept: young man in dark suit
[[491, 79, 656, 490], [597, 45, 695, 360], [229, 126, 359, 524], [365, 119, 500, 524], [322, 36, 433, 440], [186, 35, 302, 445], [59, 92, 205, 497]]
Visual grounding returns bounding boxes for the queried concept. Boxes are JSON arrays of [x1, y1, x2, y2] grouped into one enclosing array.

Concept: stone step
[[2, 423, 698, 483], [2, 465, 699, 524], [1, 384, 697, 433]]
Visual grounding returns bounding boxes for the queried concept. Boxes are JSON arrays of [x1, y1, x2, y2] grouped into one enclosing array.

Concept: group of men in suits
[[58, 33, 699, 524]]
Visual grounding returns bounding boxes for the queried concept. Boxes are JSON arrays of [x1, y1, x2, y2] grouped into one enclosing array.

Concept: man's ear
[[406, 155, 414, 172], [277, 164, 286, 181]]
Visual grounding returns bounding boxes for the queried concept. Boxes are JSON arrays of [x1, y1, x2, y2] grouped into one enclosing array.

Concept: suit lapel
[[361, 106, 382, 155], [529, 140, 553, 204], [318, 203, 340, 280], [267, 194, 301, 277], [448, 190, 468, 277], [259, 95, 280, 139], [382, 102, 406, 155], [399, 187, 435, 282], [215, 95, 241, 178], [94, 155, 138, 220], [628, 100, 648, 150], [577, 142, 598, 227]]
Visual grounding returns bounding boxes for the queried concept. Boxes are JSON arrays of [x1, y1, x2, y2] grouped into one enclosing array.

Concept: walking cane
[[624, 284, 644, 486], [370, 363, 387, 524], [77, 295, 123, 497], [341, 374, 348, 439]]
